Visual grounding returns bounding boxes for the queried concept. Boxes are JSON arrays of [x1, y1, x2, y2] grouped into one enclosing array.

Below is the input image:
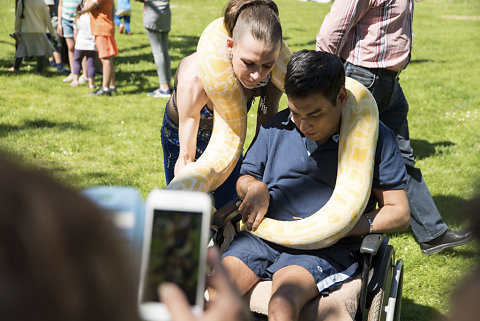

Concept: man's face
[[288, 88, 346, 145]]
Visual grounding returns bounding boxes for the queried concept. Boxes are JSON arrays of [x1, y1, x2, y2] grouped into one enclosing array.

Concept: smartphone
[[138, 189, 212, 321]]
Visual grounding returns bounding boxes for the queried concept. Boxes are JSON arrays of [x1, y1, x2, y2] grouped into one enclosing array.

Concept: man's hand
[[159, 247, 249, 321], [237, 177, 269, 231]]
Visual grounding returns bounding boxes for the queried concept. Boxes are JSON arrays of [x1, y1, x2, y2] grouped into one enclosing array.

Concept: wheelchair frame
[[212, 199, 404, 321]]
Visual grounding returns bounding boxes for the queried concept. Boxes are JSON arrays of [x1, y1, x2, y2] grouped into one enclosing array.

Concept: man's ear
[[226, 37, 234, 58], [337, 86, 347, 108]]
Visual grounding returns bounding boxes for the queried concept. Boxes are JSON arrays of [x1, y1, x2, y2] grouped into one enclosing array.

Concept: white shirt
[[74, 14, 96, 51]]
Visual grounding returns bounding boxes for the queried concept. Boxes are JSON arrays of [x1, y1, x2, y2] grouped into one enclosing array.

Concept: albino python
[[166, 18, 379, 250]]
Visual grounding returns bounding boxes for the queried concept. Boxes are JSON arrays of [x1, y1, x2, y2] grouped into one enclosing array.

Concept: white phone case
[[138, 189, 212, 321]]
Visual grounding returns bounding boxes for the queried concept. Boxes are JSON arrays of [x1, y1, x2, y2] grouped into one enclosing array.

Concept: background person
[[161, 0, 284, 209], [71, 2, 97, 88], [316, 0, 473, 255], [114, 0, 131, 35], [57, 0, 82, 81], [44, 0, 70, 73], [79, 0, 118, 96], [144, 0, 172, 98], [9, 0, 55, 73]]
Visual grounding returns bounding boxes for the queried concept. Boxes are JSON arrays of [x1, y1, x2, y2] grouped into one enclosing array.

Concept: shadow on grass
[[114, 34, 198, 94], [411, 139, 454, 160], [0, 119, 88, 137], [401, 297, 445, 321], [433, 194, 472, 226], [409, 59, 435, 64]]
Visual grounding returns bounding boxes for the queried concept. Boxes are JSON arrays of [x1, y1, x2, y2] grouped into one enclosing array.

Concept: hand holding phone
[[138, 190, 212, 321], [159, 247, 249, 321]]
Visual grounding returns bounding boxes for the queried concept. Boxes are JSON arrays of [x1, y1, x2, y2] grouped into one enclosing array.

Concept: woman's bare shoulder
[[176, 52, 210, 109], [177, 52, 204, 93]]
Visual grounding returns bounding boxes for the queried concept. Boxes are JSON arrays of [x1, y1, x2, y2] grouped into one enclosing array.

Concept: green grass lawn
[[1, 0, 479, 319]]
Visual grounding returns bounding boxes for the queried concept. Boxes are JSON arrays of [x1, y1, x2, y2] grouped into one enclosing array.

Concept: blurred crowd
[[9, 0, 172, 97]]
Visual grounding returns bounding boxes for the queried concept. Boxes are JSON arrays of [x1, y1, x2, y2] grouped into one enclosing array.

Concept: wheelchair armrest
[[360, 234, 384, 256], [211, 198, 242, 231]]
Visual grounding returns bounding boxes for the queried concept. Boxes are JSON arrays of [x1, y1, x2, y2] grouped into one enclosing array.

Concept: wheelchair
[[211, 199, 404, 321]]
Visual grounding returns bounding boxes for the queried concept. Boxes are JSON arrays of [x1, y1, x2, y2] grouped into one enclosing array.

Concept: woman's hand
[[159, 246, 249, 321], [174, 156, 193, 177]]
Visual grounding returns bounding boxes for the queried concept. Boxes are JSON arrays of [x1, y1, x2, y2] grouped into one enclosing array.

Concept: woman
[[161, 0, 284, 208], [9, 0, 55, 73], [144, 0, 172, 97]]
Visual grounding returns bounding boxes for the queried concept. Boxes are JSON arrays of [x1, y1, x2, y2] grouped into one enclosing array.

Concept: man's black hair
[[284, 50, 345, 105]]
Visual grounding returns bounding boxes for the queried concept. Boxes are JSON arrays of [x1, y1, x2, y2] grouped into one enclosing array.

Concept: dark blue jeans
[[345, 62, 448, 242], [160, 108, 241, 209]]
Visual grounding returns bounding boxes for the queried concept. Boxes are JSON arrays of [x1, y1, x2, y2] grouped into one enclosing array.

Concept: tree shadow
[[433, 194, 473, 226], [113, 34, 199, 94], [411, 139, 455, 161], [0, 119, 88, 137], [401, 297, 445, 321]]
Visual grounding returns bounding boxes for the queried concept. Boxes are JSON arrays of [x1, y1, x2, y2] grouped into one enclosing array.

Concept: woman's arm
[[174, 53, 210, 176], [255, 83, 282, 133]]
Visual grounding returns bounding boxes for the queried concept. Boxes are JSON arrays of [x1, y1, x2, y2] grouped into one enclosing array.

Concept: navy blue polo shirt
[[241, 108, 407, 222]]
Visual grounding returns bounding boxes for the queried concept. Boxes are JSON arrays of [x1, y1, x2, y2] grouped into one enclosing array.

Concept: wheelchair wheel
[[391, 260, 404, 321], [367, 244, 395, 321], [367, 286, 384, 321]]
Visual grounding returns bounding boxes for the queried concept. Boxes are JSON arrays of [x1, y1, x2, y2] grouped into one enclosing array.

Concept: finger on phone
[[158, 283, 193, 321]]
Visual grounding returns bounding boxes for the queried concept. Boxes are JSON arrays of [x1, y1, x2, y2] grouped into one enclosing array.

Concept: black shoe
[[419, 229, 474, 255], [89, 87, 111, 96]]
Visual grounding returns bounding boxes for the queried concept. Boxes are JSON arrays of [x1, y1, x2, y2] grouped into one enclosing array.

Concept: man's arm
[[316, 0, 371, 54], [236, 175, 270, 232], [348, 188, 410, 236]]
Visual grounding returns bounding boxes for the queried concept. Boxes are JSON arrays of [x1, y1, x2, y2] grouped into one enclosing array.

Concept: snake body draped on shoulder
[[241, 77, 379, 250], [166, 18, 291, 193], [166, 18, 379, 250]]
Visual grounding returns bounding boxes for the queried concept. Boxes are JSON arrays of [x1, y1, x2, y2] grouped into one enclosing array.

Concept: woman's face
[[227, 34, 280, 89]]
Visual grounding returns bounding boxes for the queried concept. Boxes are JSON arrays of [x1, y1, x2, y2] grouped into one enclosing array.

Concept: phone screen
[[143, 209, 203, 306]]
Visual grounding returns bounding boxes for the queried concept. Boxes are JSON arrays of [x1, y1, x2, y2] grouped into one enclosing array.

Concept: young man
[[221, 50, 410, 321], [79, 0, 117, 95]]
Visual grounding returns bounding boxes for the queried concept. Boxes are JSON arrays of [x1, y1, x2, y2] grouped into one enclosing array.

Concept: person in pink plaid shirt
[[316, 0, 472, 256]]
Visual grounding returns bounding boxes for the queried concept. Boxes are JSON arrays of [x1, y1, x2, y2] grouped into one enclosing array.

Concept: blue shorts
[[61, 18, 74, 38], [222, 232, 361, 295]]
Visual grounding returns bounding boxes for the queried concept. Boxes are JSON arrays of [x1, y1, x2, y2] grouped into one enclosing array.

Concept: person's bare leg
[[100, 57, 113, 89], [218, 256, 260, 298], [268, 265, 319, 321], [65, 37, 75, 72], [109, 57, 115, 88]]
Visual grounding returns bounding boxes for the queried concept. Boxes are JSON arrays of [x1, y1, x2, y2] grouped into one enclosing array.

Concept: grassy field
[[1, 0, 479, 319]]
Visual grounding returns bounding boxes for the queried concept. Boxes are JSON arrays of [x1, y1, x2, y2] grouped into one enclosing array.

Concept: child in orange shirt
[[78, 0, 117, 95]]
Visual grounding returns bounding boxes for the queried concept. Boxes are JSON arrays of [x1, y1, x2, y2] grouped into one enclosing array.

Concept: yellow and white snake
[[166, 18, 379, 250]]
